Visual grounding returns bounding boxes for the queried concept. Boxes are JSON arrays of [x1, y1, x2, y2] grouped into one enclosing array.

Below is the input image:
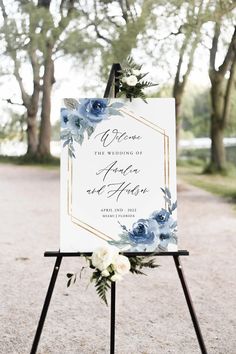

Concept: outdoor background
[[0, 1, 236, 354]]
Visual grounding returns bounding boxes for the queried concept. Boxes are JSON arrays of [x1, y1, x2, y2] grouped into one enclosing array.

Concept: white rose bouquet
[[117, 57, 158, 102], [67, 246, 159, 305]]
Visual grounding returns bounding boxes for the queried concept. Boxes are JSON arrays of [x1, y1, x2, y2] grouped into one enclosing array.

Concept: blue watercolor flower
[[151, 209, 170, 225], [78, 99, 109, 125], [160, 233, 170, 241], [67, 113, 84, 135], [61, 108, 69, 128], [128, 219, 158, 245]]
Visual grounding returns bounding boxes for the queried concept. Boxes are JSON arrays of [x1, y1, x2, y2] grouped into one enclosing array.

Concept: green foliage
[[180, 145, 236, 168], [0, 154, 60, 166], [57, 30, 101, 60], [100, 0, 159, 77], [0, 110, 26, 142], [181, 86, 211, 138], [93, 274, 111, 306], [160, 187, 177, 214], [51, 120, 60, 141], [129, 256, 159, 276], [154, 82, 236, 138], [66, 272, 77, 288], [1, 0, 236, 162]]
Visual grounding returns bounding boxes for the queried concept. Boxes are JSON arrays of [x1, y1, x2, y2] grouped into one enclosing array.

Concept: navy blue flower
[[128, 219, 158, 245], [160, 233, 170, 241], [78, 99, 109, 125], [61, 108, 69, 128], [152, 209, 170, 225]]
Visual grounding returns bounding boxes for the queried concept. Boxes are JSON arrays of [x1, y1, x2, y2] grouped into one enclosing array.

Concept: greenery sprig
[[129, 256, 160, 275], [117, 57, 158, 103]]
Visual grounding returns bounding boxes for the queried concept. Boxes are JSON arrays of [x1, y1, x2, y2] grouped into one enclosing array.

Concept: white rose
[[101, 269, 110, 277], [126, 75, 138, 86], [121, 76, 128, 83], [132, 69, 141, 76], [112, 255, 130, 276], [91, 246, 118, 271], [111, 273, 122, 282]]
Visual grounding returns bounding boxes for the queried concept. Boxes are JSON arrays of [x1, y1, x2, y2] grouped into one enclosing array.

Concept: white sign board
[[60, 98, 177, 252]]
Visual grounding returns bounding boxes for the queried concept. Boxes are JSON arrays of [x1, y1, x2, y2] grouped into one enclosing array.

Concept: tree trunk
[[37, 45, 54, 158], [207, 72, 226, 172], [26, 112, 38, 155], [174, 92, 183, 154], [209, 116, 226, 171], [207, 25, 236, 173]]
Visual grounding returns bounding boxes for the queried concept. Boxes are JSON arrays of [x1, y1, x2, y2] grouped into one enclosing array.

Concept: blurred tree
[[0, 0, 75, 157], [181, 86, 211, 137], [172, 0, 236, 153], [173, 0, 205, 153], [0, 0, 156, 159], [51, 119, 60, 141], [141, 0, 236, 154], [226, 89, 236, 137], [207, 22, 236, 172], [0, 0, 40, 155], [104, 0, 158, 72], [0, 109, 25, 142], [153, 82, 236, 139], [78, 0, 158, 77]]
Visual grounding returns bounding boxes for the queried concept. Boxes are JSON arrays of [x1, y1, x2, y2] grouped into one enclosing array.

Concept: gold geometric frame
[[66, 108, 170, 242]]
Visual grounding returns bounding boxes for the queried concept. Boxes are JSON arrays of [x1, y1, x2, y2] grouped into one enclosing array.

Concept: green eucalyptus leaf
[[171, 221, 178, 229], [165, 187, 171, 199], [69, 143, 75, 151], [63, 139, 70, 148], [161, 187, 166, 195], [116, 92, 126, 98], [60, 130, 70, 140], [171, 201, 177, 212], [108, 107, 122, 116], [110, 102, 124, 109], [73, 134, 84, 145], [68, 149, 75, 158], [64, 98, 78, 110], [87, 126, 95, 139], [164, 196, 171, 205]]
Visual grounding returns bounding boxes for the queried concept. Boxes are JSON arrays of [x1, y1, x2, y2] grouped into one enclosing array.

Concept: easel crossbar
[[44, 250, 189, 257]]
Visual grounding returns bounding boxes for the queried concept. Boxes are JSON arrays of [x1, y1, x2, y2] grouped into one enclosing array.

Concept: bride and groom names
[[86, 128, 149, 202]]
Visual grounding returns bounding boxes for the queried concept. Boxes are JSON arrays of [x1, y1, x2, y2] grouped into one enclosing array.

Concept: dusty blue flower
[[128, 219, 158, 245], [78, 99, 109, 125], [61, 108, 69, 128], [68, 113, 84, 135], [152, 209, 170, 225]]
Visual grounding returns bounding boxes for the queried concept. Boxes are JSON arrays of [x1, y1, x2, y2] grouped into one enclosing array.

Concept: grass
[[0, 154, 60, 169], [178, 160, 236, 208]]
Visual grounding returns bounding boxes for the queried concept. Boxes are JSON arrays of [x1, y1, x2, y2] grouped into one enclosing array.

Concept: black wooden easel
[[30, 64, 208, 354]]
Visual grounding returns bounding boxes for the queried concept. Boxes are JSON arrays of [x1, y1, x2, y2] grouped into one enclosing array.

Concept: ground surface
[[0, 164, 236, 354]]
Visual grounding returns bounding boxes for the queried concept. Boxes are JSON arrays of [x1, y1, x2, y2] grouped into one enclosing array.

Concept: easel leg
[[173, 256, 207, 354], [110, 281, 116, 354], [30, 255, 63, 354]]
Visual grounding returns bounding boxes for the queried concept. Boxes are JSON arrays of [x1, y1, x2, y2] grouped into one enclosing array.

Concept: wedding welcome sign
[[60, 98, 177, 253]]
